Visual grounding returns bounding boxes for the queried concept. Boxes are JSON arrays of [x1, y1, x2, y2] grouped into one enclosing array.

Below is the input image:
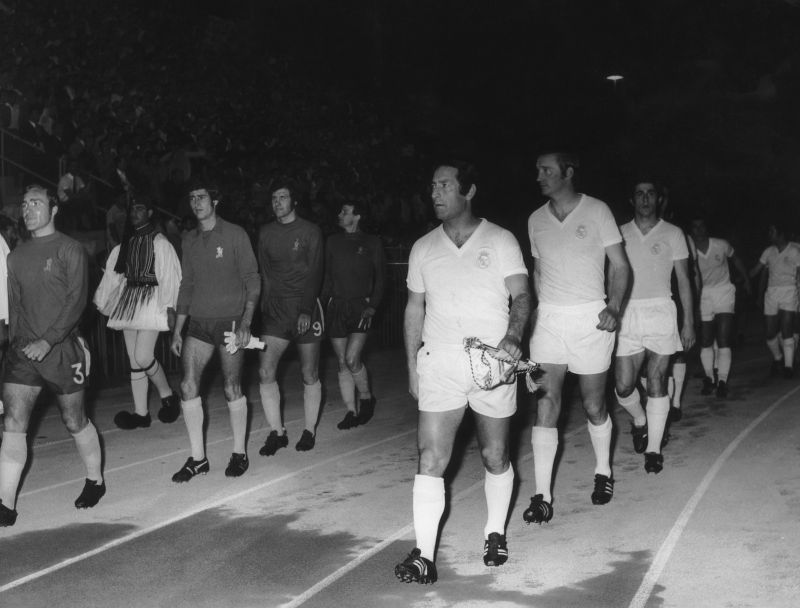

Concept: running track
[[1, 332, 798, 608]]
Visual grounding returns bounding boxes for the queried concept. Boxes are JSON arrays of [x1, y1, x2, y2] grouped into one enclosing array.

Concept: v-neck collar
[[632, 218, 662, 240], [439, 218, 486, 254], [547, 194, 584, 225]]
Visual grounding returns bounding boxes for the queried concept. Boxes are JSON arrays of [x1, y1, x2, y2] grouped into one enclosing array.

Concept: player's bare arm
[[171, 313, 188, 356], [496, 273, 531, 361], [598, 242, 631, 332], [674, 258, 696, 351], [732, 254, 751, 294], [403, 289, 426, 400], [236, 300, 256, 348]]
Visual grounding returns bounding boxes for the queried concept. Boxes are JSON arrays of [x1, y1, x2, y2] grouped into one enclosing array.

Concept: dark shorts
[[4, 335, 91, 395], [326, 297, 370, 338], [186, 316, 240, 347], [262, 297, 325, 343]]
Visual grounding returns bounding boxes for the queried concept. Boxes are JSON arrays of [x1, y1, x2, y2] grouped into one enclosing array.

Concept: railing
[[84, 262, 410, 385]]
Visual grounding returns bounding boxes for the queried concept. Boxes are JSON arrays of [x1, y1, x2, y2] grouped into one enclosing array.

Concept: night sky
[[235, 1, 800, 236]]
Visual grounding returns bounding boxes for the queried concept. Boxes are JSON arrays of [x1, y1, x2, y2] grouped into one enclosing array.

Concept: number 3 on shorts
[[71, 362, 85, 384]]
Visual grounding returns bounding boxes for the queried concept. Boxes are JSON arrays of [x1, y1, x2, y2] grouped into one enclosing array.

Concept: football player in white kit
[[749, 223, 800, 378], [524, 151, 630, 524], [394, 161, 530, 583], [688, 217, 750, 397], [614, 179, 695, 474]]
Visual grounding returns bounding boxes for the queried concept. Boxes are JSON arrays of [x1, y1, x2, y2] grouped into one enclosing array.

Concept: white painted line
[[19, 415, 312, 497], [282, 422, 588, 607], [627, 384, 800, 608], [0, 427, 416, 594]]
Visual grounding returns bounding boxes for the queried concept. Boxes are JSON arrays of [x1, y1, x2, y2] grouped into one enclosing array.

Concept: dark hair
[[186, 176, 221, 203], [437, 160, 477, 196], [539, 151, 580, 177], [270, 178, 297, 202], [24, 183, 58, 210], [345, 201, 368, 218], [631, 176, 662, 195]]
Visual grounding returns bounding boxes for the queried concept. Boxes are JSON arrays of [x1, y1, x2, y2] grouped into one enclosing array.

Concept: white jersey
[[690, 237, 734, 290], [621, 219, 688, 300], [407, 219, 528, 349], [759, 242, 800, 289], [528, 194, 622, 305], [0, 234, 9, 322]]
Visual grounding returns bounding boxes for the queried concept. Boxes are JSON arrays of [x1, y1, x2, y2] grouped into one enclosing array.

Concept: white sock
[[671, 362, 686, 409], [782, 338, 795, 369], [72, 422, 103, 482], [259, 381, 283, 432], [645, 396, 670, 454], [767, 336, 783, 361], [130, 370, 149, 416], [337, 370, 356, 412], [413, 474, 445, 561], [0, 431, 27, 508], [716, 348, 732, 383], [303, 380, 322, 433], [227, 397, 248, 454], [352, 365, 372, 399], [181, 397, 205, 460], [531, 426, 558, 503], [587, 417, 613, 477], [616, 389, 646, 427], [484, 465, 514, 537], [700, 347, 715, 379]]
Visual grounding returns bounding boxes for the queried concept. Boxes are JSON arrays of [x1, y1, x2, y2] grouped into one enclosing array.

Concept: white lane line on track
[[19, 411, 321, 497], [627, 383, 800, 608], [281, 422, 588, 608], [0, 427, 417, 594]]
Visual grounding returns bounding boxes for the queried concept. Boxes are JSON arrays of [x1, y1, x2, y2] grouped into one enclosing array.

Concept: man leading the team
[[394, 160, 530, 583]]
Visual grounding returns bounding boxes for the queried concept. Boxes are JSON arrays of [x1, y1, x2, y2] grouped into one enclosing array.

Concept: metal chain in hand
[[463, 337, 540, 390]]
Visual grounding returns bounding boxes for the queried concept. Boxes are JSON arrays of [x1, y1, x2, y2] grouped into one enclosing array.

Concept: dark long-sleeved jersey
[[7, 231, 88, 346], [322, 232, 386, 308], [258, 217, 323, 315], [177, 218, 260, 318]]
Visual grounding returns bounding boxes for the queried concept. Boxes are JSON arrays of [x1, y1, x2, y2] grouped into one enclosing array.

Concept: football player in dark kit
[[0, 184, 104, 526], [322, 202, 386, 430]]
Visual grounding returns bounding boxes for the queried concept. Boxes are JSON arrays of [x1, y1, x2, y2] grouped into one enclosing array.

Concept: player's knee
[[584, 400, 607, 423], [479, 445, 509, 473], [301, 369, 319, 385], [345, 356, 362, 373], [418, 446, 450, 477], [179, 379, 198, 400], [63, 414, 88, 435], [258, 366, 276, 384], [223, 381, 243, 402], [615, 383, 636, 399]]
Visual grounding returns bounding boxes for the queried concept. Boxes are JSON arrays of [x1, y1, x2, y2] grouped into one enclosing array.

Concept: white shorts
[[617, 297, 680, 357], [700, 283, 736, 321], [416, 346, 517, 418], [764, 285, 798, 316], [529, 301, 614, 375]]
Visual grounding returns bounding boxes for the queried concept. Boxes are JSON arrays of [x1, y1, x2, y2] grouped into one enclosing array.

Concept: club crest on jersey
[[44, 258, 53, 272], [575, 225, 587, 239], [356, 246, 365, 256], [651, 242, 663, 255], [293, 238, 302, 252], [477, 249, 492, 269], [216, 246, 223, 259]]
